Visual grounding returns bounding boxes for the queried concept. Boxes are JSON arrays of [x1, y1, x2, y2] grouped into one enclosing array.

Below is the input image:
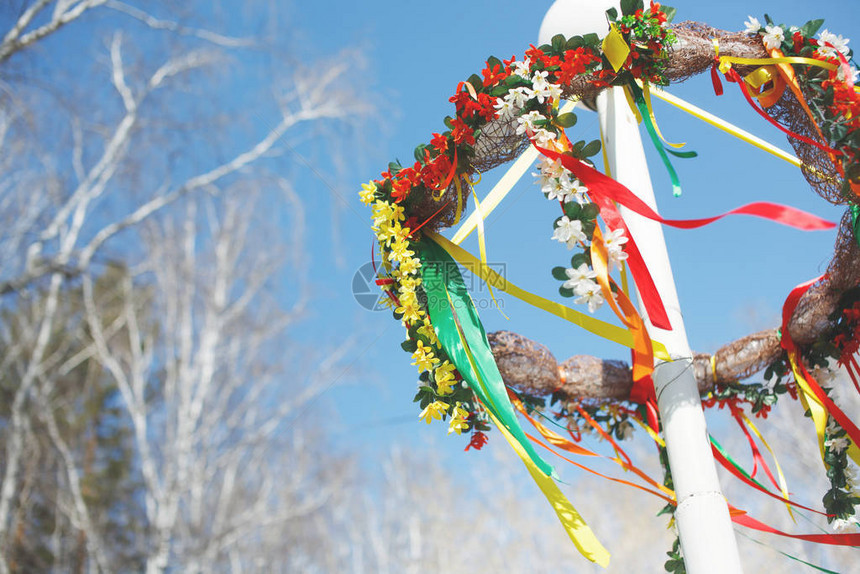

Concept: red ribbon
[[726, 67, 842, 157], [732, 511, 860, 546], [780, 276, 860, 450], [711, 444, 829, 517], [535, 145, 836, 331]]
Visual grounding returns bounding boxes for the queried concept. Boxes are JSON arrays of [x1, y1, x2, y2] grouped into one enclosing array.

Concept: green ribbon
[[629, 82, 697, 197], [418, 237, 556, 478]]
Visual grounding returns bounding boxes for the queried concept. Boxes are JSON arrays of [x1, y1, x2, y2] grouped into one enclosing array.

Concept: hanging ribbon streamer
[[490, 410, 611, 567], [534, 144, 835, 333], [732, 511, 860, 547], [710, 436, 829, 517], [419, 237, 554, 476], [721, 65, 842, 158], [627, 82, 695, 197], [426, 231, 672, 360], [591, 225, 656, 398], [781, 277, 860, 467], [511, 399, 676, 503], [469, 182, 507, 318]]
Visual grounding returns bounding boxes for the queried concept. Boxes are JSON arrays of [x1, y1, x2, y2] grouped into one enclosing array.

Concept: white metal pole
[[597, 87, 743, 574], [540, 2, 744, 572]]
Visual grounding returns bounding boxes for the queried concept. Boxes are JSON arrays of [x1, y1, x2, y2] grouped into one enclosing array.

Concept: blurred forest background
[[0, 1, 856, 573]]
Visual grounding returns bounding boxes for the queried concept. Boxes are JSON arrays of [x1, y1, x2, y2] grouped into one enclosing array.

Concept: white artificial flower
[[515, 110, 544, 136], [560, 176, 589, 204], [531, 128, 557, 147], [530, 70, 552, 103], [845, 466, 858, 492], [762, 25, 785, 50], [493, 97, 515, 119], [531, 70, 550, 92], [602, 228, 629, 270], [574, 281, 605, 313], [544, 178, 569, 202], [512, 58, 532, 78], [744, 16, 762, 34], [546, 83, 564, 104], [504, 86, 532, 110], [552, 216, 587, 249], [832, 516, 860, 532], [539, 157, 566, 179], [825, 436, 851, 454], [562, 263, 597, 292], [818, 29, 850, 57]]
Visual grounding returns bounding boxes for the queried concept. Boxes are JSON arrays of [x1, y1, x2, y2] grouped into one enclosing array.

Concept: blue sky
[[286, 0, 857, 464]]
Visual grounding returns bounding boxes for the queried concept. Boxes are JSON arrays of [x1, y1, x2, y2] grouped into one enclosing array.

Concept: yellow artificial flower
[[448, 402, 470, 435], [388, 237, 415, 262], [359, 181, 377, 205], [416, 316, 439, 346], [396, 298, 423, 326], [411, 340, 439, 372], [433, 360, 457, 394], [397, 256, 421, 276], [399, 275, 422, 291], [419, 400, 449, 424]]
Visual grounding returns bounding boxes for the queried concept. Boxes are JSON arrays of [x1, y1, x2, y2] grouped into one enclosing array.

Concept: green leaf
[[490, 85, 509, 97], [581, 202, 600, 220], [620, 0, 643, 16], [551, 33, 566, 53], [582, 33, 600, 47], [559, 285, 574, 298], [571, 252, 590, 268], [556, 112, 578, 128], [581, 139, 602, 158], [565, 36, 584, 50], [605, 7, 618, 21], [552, 266, 569, 281], [486, 55, 502, 70], [401, 339, 418, 353], [801, 19, 825, 38], [563, 202, 582, 218], [414, 144, 427, 163], [661, 5, 677, 23], [467, 73, 483, 92]]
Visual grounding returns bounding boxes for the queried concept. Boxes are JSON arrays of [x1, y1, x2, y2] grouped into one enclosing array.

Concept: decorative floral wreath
[[360, 0, 860, 565]]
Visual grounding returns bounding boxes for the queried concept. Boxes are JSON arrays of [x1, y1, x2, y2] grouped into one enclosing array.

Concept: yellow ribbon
[[739, 411, 793, 520], [427, 231, 671, 361], [642, 83, 686, 148], [788, 350, 860, 467], [629, 414, 666, 447], [718, 55, 837, 74], [453, 176, 464, 225], [445, 289, 610, 567], [622, 84, 643, 124], [470, 187, 508, 319], [742, 66, 786, 108], [644, 86, 804, 170], [491, 410, 611, 567]]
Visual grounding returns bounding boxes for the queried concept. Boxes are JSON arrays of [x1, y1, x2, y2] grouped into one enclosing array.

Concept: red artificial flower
[[464, 431, 488, 451], [450, 118, 475, 145], [792, 31, 805, 53], [482, 62, 508, 87], [430, 132, 449, 153], [524, 44, 545, 64]]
